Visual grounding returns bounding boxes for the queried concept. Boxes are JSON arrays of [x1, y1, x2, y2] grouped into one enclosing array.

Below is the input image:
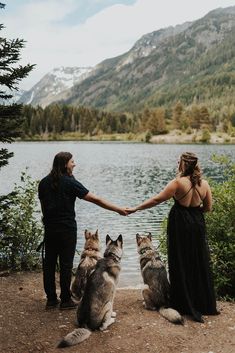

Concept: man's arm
[[83, 192, 127, 216]]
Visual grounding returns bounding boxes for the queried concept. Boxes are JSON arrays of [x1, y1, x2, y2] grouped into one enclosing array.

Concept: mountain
[[59, 6, 235, 112], [18, 66, 93, 108], [20, 6, 235, 112]]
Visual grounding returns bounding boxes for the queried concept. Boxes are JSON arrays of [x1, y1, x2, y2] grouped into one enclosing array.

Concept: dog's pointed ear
[[117, 234, 123, 247], [84, 229, 90, 239], [147, 232, 152, 241], [95, 229, 99, 238], [106, 234, 112, 245], [136, 233, 141, 245]]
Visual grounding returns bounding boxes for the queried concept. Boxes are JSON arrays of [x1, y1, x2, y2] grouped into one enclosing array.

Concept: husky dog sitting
[[71, 229, 102, 300], [136, 233, 183, 324], [58, 234, 123, 348]]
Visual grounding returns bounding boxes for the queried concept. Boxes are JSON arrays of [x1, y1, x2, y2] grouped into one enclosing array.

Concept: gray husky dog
[[58, 234, 123, 348], [136, 233, 183, 324], [71, 229, 102, 300]]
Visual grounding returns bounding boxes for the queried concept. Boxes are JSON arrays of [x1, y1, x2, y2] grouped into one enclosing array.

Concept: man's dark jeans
[[43, 229, 77, 303]]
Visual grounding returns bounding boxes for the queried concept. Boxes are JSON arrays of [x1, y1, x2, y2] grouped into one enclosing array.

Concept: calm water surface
[[0, 142, 234, 286]]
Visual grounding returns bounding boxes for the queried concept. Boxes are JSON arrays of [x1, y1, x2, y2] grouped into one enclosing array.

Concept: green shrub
[[206, 156, 235, 300], [145, 131, 152, 143], [158, 156, 235, 300], [192, 134, 197, 142], [200, 129, 211, 143], [186, 127, 192, 134], [0, 171, 43, 271]]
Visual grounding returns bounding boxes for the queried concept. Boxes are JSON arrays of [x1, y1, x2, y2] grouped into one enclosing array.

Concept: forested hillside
[[59, 7, 235, 116], [19, 7, 235, 140]]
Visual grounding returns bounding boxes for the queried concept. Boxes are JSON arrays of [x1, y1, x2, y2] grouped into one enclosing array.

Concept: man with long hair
[[38, 152, 127, 310]]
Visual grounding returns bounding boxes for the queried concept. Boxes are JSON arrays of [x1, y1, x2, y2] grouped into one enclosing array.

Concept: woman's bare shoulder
[[171, 177, 181, 186], [175, 176, 190, 185], [201, 179, 210, 186], [200, 179, 211, 191]]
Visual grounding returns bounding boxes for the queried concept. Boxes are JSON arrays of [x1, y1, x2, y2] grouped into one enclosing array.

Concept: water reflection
[[0, 142, 234, 286]]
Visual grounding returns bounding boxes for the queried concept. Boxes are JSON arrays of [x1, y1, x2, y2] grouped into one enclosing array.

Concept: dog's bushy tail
[[58, 328, 91, 348], [159, 307, 184, 324]]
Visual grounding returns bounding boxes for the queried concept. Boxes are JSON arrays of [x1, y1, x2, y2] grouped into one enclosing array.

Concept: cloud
[[2, 0, 235, 90]]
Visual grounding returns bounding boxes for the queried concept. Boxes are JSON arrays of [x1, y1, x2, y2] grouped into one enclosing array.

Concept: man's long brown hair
[[178, 152, 202, 186], [49, 152, 72, 189]]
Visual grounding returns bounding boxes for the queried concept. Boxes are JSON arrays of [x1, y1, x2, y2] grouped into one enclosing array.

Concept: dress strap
[[194, 187, 204, 202], [174, 185, 205, 205], [174, 185, 194, 202]]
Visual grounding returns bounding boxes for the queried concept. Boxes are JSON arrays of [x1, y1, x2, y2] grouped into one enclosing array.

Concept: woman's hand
[[124, 207, 137, 215]]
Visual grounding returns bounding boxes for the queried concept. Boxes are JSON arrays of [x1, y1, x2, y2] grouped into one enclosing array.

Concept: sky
[[1, 0, 235, 90]]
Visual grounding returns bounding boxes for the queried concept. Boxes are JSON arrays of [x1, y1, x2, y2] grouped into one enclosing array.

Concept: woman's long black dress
[[167, 189, 218, 322]]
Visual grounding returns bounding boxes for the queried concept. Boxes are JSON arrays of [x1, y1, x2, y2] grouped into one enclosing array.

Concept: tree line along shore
[[19, 102, 235, 144]]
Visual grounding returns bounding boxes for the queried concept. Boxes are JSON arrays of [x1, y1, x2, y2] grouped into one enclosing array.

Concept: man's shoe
[[60, 299, 78, 310], [46, 298, 60, 310]]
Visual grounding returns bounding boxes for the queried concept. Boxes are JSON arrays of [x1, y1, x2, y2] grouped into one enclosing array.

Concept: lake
[[0, 142, 234, 287]]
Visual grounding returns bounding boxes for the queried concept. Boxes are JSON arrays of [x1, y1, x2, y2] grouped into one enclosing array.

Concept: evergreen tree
[[0, 2, 34, 238], [172, 101, 184, 129], [189, 105, 201, 129], [141, 108, 151, 131], [199, 105, 211, 130], [146, 108, 166, 134], [0, 2, 34, 168]]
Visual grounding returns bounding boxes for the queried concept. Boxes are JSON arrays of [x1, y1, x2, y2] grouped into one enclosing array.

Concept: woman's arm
[[126, 179, 178, 213], [201, 181, 212, 212], [83, 192, 127, 216]]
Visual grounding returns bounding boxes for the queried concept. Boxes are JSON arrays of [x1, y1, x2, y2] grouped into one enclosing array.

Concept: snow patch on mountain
[[18, 66, 93, 107]]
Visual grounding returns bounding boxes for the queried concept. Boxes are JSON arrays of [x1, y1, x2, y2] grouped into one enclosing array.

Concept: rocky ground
[[0, 272, 235, 353]]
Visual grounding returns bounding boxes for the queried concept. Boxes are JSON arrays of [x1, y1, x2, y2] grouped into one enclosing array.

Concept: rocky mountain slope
[[20, 6, 235, 112], [19, 66, 92, 108], [60, 6, 235, 112]]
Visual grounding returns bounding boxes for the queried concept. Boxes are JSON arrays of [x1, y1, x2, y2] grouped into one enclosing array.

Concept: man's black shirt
[[38, 174, 89, 231]]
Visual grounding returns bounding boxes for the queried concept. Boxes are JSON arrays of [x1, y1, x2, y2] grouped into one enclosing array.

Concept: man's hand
[[118, 208, 129, 216]]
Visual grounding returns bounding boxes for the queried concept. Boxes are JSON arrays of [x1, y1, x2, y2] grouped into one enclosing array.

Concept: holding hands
[[124, 207, 137, 215], [117, 206, 137, 216], [117, 208, 129, 216]]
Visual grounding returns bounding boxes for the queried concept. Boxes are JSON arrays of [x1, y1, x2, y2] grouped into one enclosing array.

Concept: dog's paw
[[99, 325, 107, 331], [109, 317, 115, 325]]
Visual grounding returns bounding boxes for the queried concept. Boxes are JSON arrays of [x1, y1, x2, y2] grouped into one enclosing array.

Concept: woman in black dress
[[126, 152, 218, 322]]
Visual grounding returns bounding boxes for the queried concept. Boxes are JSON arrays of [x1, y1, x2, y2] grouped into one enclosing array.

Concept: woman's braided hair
[[178, 152, 202, 186]]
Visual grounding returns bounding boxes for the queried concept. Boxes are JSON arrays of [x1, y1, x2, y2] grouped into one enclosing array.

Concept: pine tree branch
[[0, 148, 13, 168], [0, 103, 24, 142], [0, 64, 35, 89], [0, 38, 26, 65], [0, 119, 24, 142], [0, 90, 13, 99], [0, 3, 33, 171]]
